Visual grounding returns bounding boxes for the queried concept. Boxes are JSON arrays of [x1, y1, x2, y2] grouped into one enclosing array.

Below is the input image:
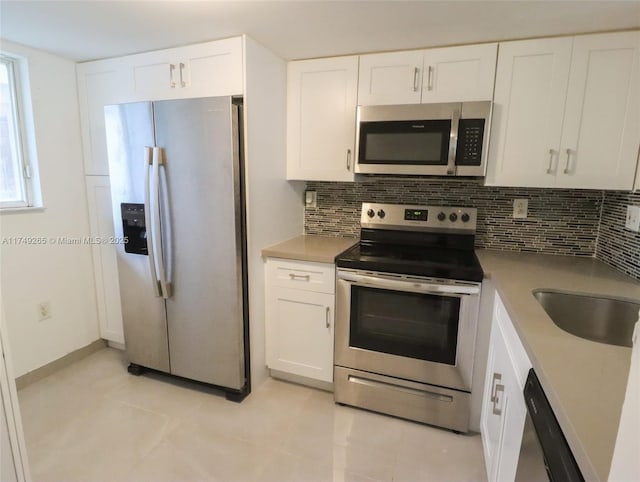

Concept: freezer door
[[153, 97, 246, 390], [104, 102, 171, 373]]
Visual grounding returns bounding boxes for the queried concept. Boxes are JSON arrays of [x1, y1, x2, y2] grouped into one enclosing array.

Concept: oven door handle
[[337, 271, 480, 296]]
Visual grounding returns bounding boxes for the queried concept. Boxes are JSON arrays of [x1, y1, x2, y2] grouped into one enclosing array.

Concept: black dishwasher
[[515, 369, 584, 482]]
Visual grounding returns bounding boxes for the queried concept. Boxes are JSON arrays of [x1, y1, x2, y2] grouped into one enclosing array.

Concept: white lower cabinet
[[265, 258, 335, 383], [481, 293, 532, 482]]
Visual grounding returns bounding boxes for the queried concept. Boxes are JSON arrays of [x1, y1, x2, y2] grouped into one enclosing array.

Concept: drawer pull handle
[[326, 306, 330, 328], [289, 273, 310, 281]]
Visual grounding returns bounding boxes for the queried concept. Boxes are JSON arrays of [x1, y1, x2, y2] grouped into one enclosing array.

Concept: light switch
[[625, 205, 640, 232], [305, 190, 317, 208], [513, 199, 528, 219]]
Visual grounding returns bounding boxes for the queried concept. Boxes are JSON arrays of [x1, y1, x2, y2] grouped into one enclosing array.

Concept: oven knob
[[367, 209, 375, 218], [461, 213, 470, 223], [449, 212, 458, 222], [437, 212, 446, 221], [377, 209, 386, 219]]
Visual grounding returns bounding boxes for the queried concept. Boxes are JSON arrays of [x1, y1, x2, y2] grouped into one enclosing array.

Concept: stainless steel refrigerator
[[103, 96, 250, 401]]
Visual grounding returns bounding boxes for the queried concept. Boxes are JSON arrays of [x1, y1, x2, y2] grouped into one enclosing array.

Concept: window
[[0, 54, 33, 209]]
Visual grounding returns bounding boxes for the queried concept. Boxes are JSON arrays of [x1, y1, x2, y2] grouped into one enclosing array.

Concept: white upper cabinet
[[558, 32, 640, 189], [421, 43, 497, 103], [77, 37, 244, 175], [77, 58, 130, 175], [487, 37, 572, 187], [358, 50, 423, 105], [358, 43, 497, 105], [487, 31, 640, 190], [125, 37, 243, 101], [287, 56, 358, 182]]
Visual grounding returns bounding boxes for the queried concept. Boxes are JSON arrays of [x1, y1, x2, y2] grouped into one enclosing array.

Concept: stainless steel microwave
[[355, 101, 492, 176]]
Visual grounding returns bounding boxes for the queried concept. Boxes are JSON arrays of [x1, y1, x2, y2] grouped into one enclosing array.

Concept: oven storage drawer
[[266, 258, 335, 294], [334, 366, 471, 432]]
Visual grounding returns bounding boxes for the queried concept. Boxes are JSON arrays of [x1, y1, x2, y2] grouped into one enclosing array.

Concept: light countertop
[[477, 249, 640, 482], [262, 234, 358, 264]]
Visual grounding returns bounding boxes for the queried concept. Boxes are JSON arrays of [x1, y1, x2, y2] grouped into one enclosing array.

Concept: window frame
[[1, 53, 35, 210]]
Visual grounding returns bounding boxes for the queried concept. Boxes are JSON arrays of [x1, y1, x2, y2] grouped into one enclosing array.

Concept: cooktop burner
[[336, 203, 484, 282]]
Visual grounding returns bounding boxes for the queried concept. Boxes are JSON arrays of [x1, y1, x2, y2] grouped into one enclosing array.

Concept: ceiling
[[1, 1, 639, 63]]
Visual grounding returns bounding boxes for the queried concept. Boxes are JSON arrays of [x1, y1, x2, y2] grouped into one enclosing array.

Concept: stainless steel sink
[[532, 290, 640, 347]]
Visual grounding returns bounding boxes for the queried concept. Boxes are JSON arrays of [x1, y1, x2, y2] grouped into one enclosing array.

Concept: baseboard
[[15, 339, 107, 390], [269, 369, 334, 392]]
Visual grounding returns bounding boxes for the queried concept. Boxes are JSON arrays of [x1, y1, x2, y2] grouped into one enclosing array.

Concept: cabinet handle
[[413, 67, 420, 92], [492, 383, 504, 416], [326, 306, 330, 328], [169, 64, 177, 88], [346, 149, 352, 170], [546, 148, 556, 174], [563, 148, 573, 174], [490, 372, 504, 415], [427, 66, 434, 91], [289, 273, 310, 281], [179, 62, 186, 87]]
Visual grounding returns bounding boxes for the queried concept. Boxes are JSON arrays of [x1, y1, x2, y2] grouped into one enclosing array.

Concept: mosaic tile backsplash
[[303, 176, 640, 281], [596, 191, 640, 280]]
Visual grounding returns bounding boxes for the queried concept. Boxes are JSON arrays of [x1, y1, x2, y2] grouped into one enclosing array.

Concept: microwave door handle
[[447, 108, 460, 176]]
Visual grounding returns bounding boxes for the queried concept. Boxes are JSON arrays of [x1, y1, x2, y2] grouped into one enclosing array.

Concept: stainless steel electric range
[[334, 203, 483, 432]]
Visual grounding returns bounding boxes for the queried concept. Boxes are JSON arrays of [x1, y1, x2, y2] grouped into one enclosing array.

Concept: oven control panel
[[361, 203, 477, 232]]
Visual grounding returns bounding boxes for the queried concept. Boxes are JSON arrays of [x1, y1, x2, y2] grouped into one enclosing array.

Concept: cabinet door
[[481, 321, 508, 482], [77, 58, 129, 175], [486, 38, 573, 187], [128, 50, 178, 101], [85, 176, 124, 344], [558, 31, 640, 190], [180, 37, 243, 98], [481, 295, 530, 482], [265, 286, 334, 382], [358, 50, 423, 105], [287, 56, 358, 181], [421, 43, 497, 103]]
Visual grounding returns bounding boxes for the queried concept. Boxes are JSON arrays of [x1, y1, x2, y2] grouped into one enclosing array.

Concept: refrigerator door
[[153, 97, 246, 389], [104, 102, 171, 373]]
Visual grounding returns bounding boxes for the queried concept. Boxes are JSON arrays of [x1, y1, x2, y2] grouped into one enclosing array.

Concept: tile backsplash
[[304, 176, 640, 281], [596, 191, 640, 280]]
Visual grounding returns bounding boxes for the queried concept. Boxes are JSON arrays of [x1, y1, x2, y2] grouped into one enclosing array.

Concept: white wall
[[243, 36, 305, 388], [0, 39, 100, 377]]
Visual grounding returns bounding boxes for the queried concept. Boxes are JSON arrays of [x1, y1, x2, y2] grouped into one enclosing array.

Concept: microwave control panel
[[455, 119, 485, 166]]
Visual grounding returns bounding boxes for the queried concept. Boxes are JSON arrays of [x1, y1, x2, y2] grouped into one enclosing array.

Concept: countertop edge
[[261, 234, 358, 264]]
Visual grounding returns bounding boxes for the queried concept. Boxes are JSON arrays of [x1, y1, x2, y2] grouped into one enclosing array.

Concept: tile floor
[[18, 348, 487, 482]]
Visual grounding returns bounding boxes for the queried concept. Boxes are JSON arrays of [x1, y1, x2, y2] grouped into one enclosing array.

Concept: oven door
[[335, 268, 481, 391]]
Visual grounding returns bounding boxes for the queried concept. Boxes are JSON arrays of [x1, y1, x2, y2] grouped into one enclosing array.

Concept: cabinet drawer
[[266, 258, 335, 294]]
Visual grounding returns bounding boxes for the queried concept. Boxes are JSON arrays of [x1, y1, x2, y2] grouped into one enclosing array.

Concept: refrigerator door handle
[[144, 146, 161, 297], [152, 147, 171, 299], [158, 160, 173, 292]]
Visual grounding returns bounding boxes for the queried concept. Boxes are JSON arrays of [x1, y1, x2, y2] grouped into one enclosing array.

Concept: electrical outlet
[[38, 301, 51, 321], [625, 205, 640, 232], [305, 190, 317, 208], [513, 199, 528, 219]]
